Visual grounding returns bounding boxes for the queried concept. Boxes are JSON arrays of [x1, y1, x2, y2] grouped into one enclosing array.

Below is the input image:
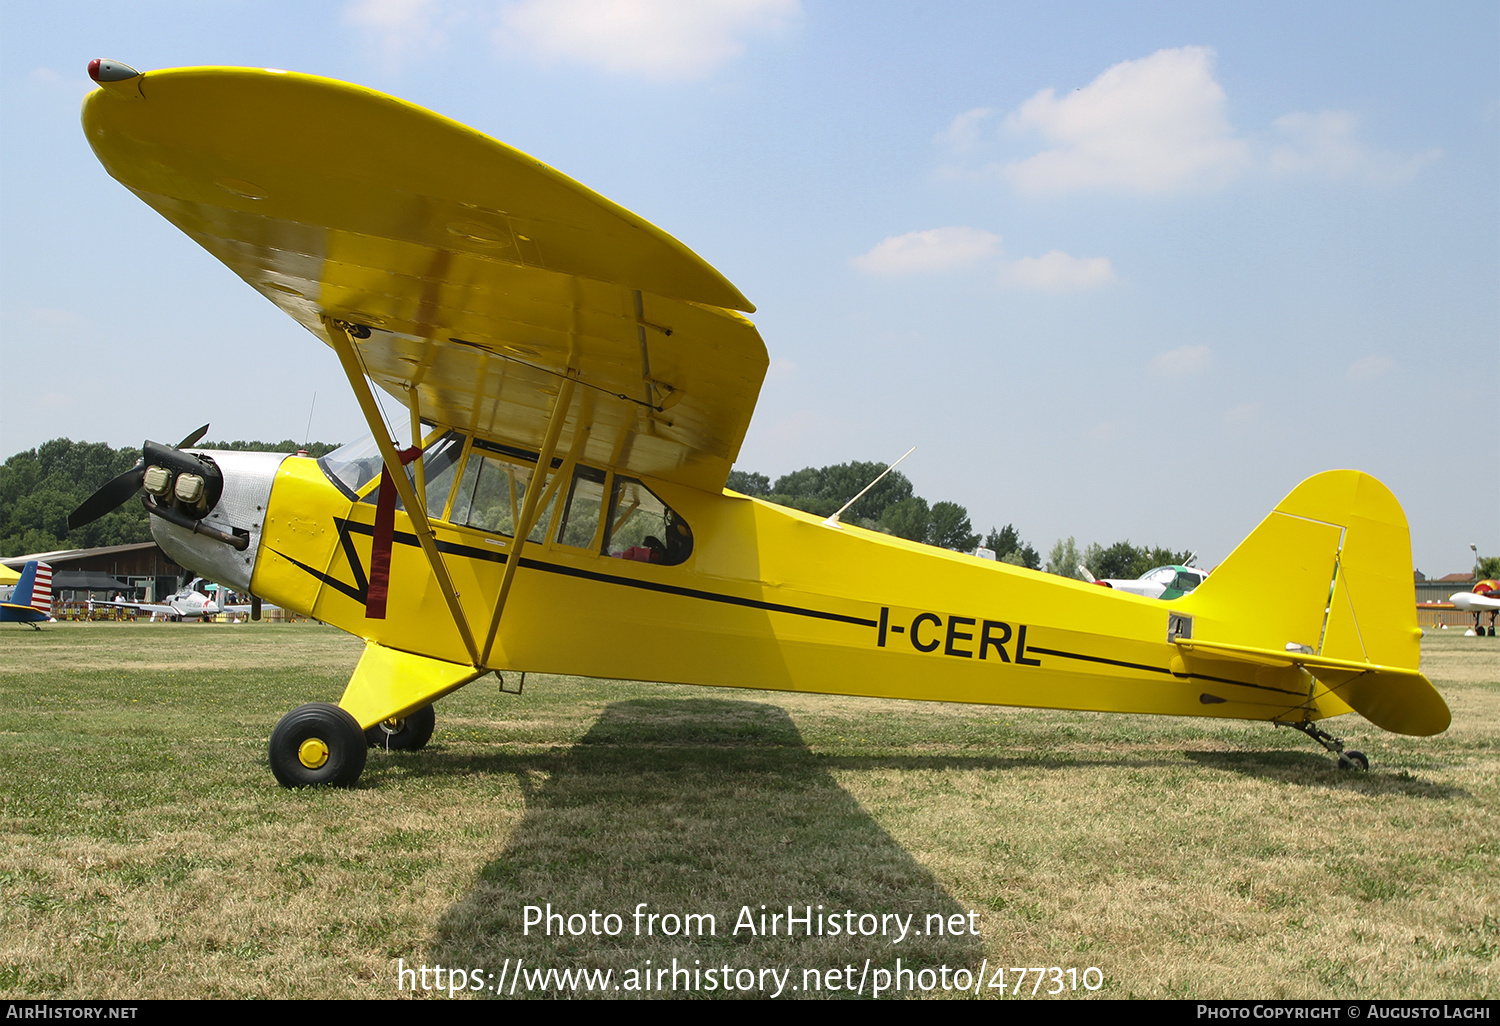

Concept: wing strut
[[478, 373, 577, 667], [324, 318, 482, 667]]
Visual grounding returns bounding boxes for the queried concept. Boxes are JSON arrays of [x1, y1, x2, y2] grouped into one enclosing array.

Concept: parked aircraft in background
[[95, 578, 275, 622], [1, 562, 54, 629], [72, 61, 1450, 787], [1080, 564, 1208, 600], [1419, 580, 1499, 637]]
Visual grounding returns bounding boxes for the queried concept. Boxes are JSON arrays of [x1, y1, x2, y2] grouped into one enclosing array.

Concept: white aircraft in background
[[1421, 579, 1499, 637], [1079, 563, 1209, 600], [96, 579, 275, 621]]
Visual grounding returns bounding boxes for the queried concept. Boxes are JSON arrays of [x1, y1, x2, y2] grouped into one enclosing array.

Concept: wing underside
[[83, 66, 768, 492]]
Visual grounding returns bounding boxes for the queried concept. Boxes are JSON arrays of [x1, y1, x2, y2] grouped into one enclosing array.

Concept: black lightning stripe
[[1024, 645, 1306, 697], [278, 518, 878, 629]]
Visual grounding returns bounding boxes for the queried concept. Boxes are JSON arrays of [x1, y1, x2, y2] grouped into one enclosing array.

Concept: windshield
[[321, 430, 464, 513], [319, 435, 384, 498]]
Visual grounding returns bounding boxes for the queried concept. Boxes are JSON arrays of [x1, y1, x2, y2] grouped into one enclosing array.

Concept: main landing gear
[[268, 703, 367, 788], [1278, 719, 1368, 771], [269, 703, 438, 788]]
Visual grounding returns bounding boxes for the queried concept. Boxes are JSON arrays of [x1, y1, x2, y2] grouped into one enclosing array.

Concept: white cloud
[[344, 0, 450, 63], [998, 251, 1116, 291], [1269, 111, 1439, 184], [936, 107, 994, 152], [1150, 343, 1211, 377], [852, 231, 1116, 290], [1003, 46, 1248, 195], [969, 46, 1436, 196], [851, 227, 1001, 276], [1347, 354, 1395, 381], [497, 0, 800, 82]]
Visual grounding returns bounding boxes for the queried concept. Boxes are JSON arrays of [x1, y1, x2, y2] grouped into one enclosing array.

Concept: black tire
[[1339, 750, 1369, 771], [269, 703, 367, 788], [365, 704, 436, 750]]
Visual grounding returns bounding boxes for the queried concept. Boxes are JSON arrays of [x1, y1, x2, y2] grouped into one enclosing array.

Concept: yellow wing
[[83, 66, 768, 492]]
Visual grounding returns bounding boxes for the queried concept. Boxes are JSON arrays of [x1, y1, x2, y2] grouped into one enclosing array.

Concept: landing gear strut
[[1278, 719, 1368, 770]]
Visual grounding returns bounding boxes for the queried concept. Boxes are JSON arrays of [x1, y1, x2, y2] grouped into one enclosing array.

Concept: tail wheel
[[269, 703, 367, 788], [365, 704, 436, 750], [1338, 750, 1370, 771]]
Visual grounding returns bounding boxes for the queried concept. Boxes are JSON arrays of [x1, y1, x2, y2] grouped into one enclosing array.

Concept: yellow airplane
[[74, 61, 1449, 787]]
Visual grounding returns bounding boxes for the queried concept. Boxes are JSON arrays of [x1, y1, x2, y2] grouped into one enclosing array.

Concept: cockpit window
[[319, 436, 384, 499], [323, 431, 466, 516], [604, 477, 692, 565], [449, 451, 556, 541], [323, 433, 690, 563], [1172, 570, 1205, 592], [555, 465, 607, 549], [349, 431, 465, 514]]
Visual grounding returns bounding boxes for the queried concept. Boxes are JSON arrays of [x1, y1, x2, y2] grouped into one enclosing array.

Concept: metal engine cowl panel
[[149, 450, 287, 592]]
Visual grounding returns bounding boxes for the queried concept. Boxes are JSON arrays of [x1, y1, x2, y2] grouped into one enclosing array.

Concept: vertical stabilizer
[[1180, 471, 1443, 735], [1183, 472, 1420, 670], [11, 562, 38, 609]]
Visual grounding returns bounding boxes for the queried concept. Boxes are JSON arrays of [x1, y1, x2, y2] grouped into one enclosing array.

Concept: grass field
[[1, 621, 1495, 999]]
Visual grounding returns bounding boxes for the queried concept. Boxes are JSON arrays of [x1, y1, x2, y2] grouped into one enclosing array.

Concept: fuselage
[[143, 438, 1352, 729]]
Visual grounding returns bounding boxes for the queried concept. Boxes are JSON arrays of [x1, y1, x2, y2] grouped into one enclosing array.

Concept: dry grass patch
[[0, 623, 1494, 998]]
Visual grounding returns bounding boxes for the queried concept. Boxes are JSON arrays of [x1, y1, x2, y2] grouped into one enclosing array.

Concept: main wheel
[[365, 704, 435, 750], [269, 703, 367, 788]]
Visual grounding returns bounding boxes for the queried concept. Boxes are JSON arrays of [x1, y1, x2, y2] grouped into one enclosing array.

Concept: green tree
[[879, 496, 929, 541], [1, 437, 342, 557], [203, 439, 342, 457], [1079, 541, 1196, 580], [769, 461, 914, 522], [1478, 556, 1500, 580], [726, 470, 770, 496], [1093, 540, 1149, 580], [0, 439, 150, 555], [984, 524, 1020, 558], [984, 525, 1040, 568], [1046, 537, 1088, 580], [927, 501, 979, 552]]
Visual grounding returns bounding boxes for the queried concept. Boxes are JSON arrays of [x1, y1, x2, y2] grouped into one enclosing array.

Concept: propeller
[[67, 425, 215, 531], [68, 462, 147, 529], [177, 424, 210, 449]]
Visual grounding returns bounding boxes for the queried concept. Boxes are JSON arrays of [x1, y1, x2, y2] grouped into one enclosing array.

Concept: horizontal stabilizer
[[1177, 639, 1450, 736]]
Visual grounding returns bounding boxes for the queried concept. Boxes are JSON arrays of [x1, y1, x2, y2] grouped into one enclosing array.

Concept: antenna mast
[[822, 446, 916, 529]]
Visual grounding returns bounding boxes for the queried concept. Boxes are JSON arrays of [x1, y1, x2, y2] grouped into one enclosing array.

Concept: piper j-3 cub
[[75, 61, 1450, 787]]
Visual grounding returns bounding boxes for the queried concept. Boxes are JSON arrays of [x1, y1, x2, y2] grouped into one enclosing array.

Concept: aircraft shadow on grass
[[1181, 750, 1466, 798], [425, 698, 984, 994]]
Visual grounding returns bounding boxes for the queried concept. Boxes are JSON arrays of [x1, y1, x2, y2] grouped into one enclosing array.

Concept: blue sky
[[2, 1, 1495, 574]]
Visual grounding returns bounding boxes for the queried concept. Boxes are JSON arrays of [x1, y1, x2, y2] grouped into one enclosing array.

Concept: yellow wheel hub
[[298, 738, 330, 769]]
